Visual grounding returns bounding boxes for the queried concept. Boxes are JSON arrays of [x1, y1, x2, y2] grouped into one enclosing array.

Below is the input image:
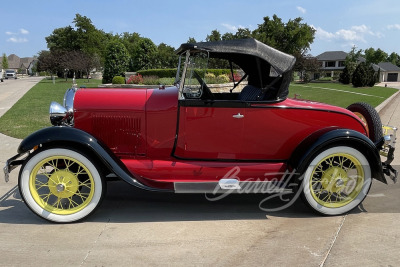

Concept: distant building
[[372, 62, 400, 82], [316, 51, 347, 78], [314, 50, 400, 83], [0, 54, 37, 75]]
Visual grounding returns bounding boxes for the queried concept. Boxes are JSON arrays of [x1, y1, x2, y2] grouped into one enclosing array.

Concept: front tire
[[19, 148, 105, 223], [301, 146, 371, 215]]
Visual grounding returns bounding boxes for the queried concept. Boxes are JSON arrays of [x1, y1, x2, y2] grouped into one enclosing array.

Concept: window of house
[[338, 61, 345, 67], [325, 61, 336, 67]]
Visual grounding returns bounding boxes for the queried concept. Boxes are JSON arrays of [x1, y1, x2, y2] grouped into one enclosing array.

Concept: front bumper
[[3, 153, 28, 182], [380, 125, 398, 183]]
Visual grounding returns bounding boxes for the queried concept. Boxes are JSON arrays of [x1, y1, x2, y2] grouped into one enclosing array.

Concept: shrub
[[142, 75, 160, 85], [127, 74, 143, 84], [205, 73, 216, 80], [217, 74, 230, 83], [137, 69, 177, 78], [112, 76, 125, 84]]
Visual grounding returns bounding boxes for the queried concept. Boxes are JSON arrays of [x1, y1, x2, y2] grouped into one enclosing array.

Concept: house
[[372, 62, 400, 82], [315, 51, 347, 79], [0, 54, 37, 75]]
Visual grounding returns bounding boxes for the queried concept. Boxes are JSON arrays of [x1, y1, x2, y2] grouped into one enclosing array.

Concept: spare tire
[[347, 102, 382, 143]]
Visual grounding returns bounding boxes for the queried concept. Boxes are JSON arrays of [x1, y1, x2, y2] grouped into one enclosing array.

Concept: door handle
[[233, 113, 244, 119]]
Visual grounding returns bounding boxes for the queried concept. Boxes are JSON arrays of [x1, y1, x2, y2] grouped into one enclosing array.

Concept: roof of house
[[0, 54, 36, 70], [316, 51, 347, 61], [376, 62, 400, 72]]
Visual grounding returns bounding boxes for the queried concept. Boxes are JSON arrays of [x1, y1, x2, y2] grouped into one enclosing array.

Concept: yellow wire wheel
[[302, 146, 371, 215], [19, 148, 104, 223]]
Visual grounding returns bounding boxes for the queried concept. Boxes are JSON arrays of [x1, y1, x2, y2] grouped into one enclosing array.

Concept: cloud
[[20, 28, 29, 34], [222, 23, 238, 32], [313, 24, 381, 43], [7, 37, 28, 43], [5, 31, 15, 35], [221, 23, 248, 33], [297, 6, 306, 14], [387, 24, 400, 30]]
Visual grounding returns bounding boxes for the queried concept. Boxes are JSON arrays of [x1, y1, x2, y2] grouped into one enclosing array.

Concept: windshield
[[177, 51, 209, 99]]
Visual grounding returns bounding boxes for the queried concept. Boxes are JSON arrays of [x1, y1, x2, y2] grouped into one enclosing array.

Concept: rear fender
[[18, 126, 172, 191], [290, 128, 386, 184]]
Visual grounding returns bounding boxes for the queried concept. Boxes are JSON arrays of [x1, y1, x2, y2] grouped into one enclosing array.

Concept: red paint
[[72, 87, 367, 187]]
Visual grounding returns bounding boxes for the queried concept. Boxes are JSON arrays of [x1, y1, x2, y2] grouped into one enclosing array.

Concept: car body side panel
[[74, 89, 147, 157], [120, 159, 287, 182], [145, 87, 179, 159], [242, 100, 367, 159]]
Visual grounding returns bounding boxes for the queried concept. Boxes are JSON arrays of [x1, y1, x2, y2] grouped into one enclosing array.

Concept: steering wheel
[[193, 71, 215, 100]]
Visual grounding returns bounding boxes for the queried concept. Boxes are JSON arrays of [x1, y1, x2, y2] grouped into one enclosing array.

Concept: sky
[[2, 0, 400, 58]]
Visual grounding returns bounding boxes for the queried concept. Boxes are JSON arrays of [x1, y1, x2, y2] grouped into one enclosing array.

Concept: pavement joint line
[[319, 215, 347, 267], [80, 218, 110, 266]]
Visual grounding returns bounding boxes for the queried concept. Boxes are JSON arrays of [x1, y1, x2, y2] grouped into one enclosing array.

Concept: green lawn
[[0, 79, 397, 139], [0, 78, 102, 139], [289, 82, 397, 108]]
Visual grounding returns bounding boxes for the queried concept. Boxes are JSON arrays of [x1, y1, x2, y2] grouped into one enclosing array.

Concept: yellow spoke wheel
[[310, 153, 364, 208], [19, 148, 104, 223], [302, 146, 371, 215], [29, 156, 95, 215]]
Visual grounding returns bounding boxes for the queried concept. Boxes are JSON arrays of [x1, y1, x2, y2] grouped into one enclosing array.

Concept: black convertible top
[[176, 38, 296, 75]]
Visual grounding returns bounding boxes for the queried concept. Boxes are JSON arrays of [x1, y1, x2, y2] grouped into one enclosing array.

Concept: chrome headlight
[[63, 88, 77, 113], [49, 101, 67, 126]]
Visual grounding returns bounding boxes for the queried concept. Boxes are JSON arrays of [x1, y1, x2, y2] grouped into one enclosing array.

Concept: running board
[[174, 180, 292, 194]]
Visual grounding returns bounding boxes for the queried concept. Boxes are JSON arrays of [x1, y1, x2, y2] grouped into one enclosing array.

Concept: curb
[[376, 90, 400, 113]]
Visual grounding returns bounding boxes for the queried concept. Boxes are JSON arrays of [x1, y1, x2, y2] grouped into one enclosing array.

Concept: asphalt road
[[0, 78, 399, 266]]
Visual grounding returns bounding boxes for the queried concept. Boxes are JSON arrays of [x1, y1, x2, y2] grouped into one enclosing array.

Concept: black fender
[[18, 126, 173, 192], [289, 128, 386, 184]]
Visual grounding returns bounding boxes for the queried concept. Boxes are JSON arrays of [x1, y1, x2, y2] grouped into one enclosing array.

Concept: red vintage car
[[4, 38, 398, 222]]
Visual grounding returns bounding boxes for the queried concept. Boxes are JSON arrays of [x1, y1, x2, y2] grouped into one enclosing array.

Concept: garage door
[[387, 73, 398, 82]]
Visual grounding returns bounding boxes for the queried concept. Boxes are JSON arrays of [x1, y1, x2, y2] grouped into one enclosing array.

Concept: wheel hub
[[48, 170, 79, 198], [321, 167, 348, 193]]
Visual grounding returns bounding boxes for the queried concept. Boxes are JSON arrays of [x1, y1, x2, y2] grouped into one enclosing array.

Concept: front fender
[[18, 126, 172, 192], [290, 128, 386, 184]]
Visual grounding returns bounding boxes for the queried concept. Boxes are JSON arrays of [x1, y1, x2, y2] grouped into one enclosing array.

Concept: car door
[[174, 100, 245, 160]]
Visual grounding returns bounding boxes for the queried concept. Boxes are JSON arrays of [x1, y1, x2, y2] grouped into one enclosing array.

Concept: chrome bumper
[[380, 125, 398, 183]]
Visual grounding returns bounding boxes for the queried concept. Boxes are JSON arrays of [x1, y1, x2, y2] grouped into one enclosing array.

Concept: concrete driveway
[[0, 79, 399, 266]]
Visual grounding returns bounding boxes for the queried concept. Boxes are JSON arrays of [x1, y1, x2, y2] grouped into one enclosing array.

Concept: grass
[[0, 79, 397, 139], [0, 78, 102, 139], [289, 82, 398, 108]]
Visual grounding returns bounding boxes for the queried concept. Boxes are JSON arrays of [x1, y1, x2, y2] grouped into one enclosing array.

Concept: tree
[[344, 46, 363, 83], [156, 43, 178, 68], [2, 53, 8, 69], [235, 28, 252, 39], [252, 15, 315, 55], [130, 38, 158, 71], [36, 50, 65, 78], [387, 52, 400, 66], [206, 30, 222, 42], [102, 40, 129, 83], [339, 66, 351, 84], [364, 47, 388, 64], [352, 62, 375, 87], [187, 37, 197, 43], [294, 54, 320, 83]]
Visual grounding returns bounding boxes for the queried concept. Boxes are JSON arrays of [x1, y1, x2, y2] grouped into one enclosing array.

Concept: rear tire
[[347, 102, 382, 142], [301, 146, 372, 215]]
